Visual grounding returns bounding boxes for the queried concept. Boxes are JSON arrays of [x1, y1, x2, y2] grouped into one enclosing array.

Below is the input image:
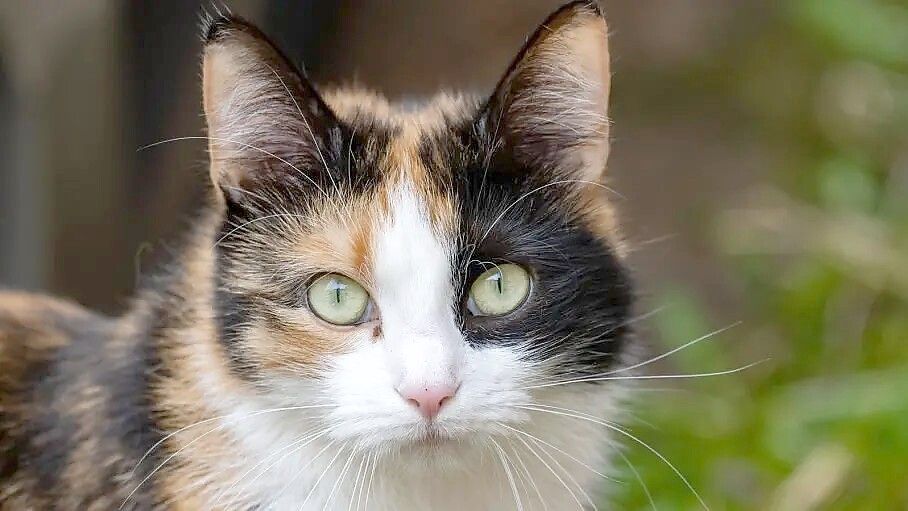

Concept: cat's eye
[[307, 273, 372, 326], [467, 264, 531, 317]]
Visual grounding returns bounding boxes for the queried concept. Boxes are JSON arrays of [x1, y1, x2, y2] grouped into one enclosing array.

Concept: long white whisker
[[298, 443, 349, 510], [528, 434, 598, 511], [269, 438, 338, 509], [504, 436, 549, 511], [138, 135, 328, 198], [363, 451, 378, 511], [463, 178, 622, 276], [490, 438, 524, 511], [124, 419, 227, 508], [347, 451, 368, 511], [598, 306, 668, 338], [615, 447, 657, 511], [122, 404, 332, 508], [474, 179, 621, 251], [517, 405, 709, 511], [216, 426, 332, 508], [604, 322, 742, 377], [346, 126, 357, 185], [503, 441, 534, 510], [523, 359, 768, 390], [511, 434, 585, 510], [498, 422, 617, 482], [322, 446, 359, 511], [130, 404, 330, 477]]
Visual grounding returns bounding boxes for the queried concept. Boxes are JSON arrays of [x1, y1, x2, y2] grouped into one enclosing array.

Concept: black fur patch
[[427, 120, 633, 376]]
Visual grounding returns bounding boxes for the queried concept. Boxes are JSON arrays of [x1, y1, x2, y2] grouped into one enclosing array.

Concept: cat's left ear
[[482, 1, 611, 181]]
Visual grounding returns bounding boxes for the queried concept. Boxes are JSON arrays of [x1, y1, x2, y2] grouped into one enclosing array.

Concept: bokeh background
[[1, 1, 907, 509]]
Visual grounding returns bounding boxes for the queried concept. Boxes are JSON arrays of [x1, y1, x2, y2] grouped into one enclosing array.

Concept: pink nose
[[399, 385, 458, 420]]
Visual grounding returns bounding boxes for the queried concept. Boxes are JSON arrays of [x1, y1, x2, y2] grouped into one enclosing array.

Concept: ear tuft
[[484, 0, 612, 181], [198, 3, 242, 42], [201, 15, 237, 44]]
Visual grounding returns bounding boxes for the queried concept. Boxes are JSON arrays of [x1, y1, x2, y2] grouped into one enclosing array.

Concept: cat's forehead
[[322, 88, 476, 134], [325, 88, 466, 231], [280, 90, 465, 291]]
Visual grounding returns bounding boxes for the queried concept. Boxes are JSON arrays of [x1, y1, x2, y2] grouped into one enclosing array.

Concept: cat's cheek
[[318, 344, 419, 443], [444, 345, 536, 428]]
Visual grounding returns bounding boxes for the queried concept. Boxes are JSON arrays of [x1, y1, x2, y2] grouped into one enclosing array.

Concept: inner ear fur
[[483, 1, 611, 181]]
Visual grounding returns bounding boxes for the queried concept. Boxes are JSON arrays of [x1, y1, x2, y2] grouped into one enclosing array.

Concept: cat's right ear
[[480, 1, 611, 183], [201, 15, 340, 205]]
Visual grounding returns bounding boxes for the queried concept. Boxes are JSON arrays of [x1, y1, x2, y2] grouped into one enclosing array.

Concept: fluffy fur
[[0, 2, 636, 509]]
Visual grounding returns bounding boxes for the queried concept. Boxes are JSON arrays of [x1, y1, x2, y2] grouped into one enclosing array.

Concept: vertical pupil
[[495, 272, 503, 294], [327, 278, 345, 305]]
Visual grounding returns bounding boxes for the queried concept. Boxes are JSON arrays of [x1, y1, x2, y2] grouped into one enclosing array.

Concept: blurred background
[[1, 1, 906, 509]]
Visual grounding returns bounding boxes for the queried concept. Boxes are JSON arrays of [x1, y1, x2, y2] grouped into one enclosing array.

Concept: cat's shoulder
[[0, 291, 160, 508], [0, 291, 110, 371], [0, 290, 99, 322]]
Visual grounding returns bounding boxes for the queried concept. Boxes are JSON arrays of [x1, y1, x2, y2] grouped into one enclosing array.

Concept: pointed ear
[[201, 15, 340, 203], [483, 1, 611, 181]]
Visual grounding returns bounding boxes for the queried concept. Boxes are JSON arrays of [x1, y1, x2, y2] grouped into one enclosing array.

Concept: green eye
[[467, 264, 531, 317], [307, 274, 371, 325]]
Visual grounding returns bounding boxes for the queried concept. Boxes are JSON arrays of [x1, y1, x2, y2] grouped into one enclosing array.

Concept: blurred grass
[[609, 1, 908, 509]]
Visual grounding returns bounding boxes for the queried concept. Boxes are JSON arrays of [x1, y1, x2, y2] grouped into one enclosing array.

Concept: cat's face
[[203, 2, 632, 458]]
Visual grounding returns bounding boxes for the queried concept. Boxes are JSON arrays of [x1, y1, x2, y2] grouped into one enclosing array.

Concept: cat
[[0, 1, 637, 509]]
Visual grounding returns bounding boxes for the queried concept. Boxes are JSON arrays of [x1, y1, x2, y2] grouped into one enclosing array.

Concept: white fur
[[370, 185, 465, 395], [207, 180, 625, 510]]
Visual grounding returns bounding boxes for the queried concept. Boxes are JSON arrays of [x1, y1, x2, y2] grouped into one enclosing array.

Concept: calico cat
[[0, 2, 636, 509]]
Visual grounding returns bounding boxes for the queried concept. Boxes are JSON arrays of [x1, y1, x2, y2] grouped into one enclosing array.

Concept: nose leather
[[398, 384, 458, 420]]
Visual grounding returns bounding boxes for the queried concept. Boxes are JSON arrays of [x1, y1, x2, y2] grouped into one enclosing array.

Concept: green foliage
[[609, 1, 908, 509]]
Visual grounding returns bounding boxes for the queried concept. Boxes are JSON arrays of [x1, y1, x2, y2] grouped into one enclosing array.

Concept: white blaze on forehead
[[371, 182, 463, 384]]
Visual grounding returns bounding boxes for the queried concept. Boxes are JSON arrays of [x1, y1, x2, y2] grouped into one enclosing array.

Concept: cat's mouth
[[411, 424, 457, 448]]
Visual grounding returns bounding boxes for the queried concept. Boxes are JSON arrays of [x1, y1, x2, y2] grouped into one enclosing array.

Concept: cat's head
[[202, 1, 633, 457]]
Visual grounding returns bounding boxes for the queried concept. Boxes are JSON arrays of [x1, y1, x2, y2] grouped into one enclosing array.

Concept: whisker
[[598, 305, 668, 338], [481, 180, 622, 242], [346, 126, 357, 184], [138, 135, 328, 199], [130, 403, 332, 473], [490, 438, 525, 511], [214, 212, 308, 247], [463, 178, 623, 276], [522, 359, 768, 390], [604, 322, 742, 377], [615, 447, 657, 511], [504, 436, 549, 511], [510, 433, 585, 510], [215, 426, 333, 508], [497, 422, 618, 482], [625, 233, 679, 253], [346, 451, 368, 511], [298, 443, 350, 510], [322, 446, 359, 511], [362, 451, 379, 511], [269, 438, 339, 509], [124, 419, 227, 508], [503, 444, 533, 509], [522, 318, 736, 387], [529, 435, 599, 511], [122, 404, 333, 508], [516, 405, 710, 511]]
